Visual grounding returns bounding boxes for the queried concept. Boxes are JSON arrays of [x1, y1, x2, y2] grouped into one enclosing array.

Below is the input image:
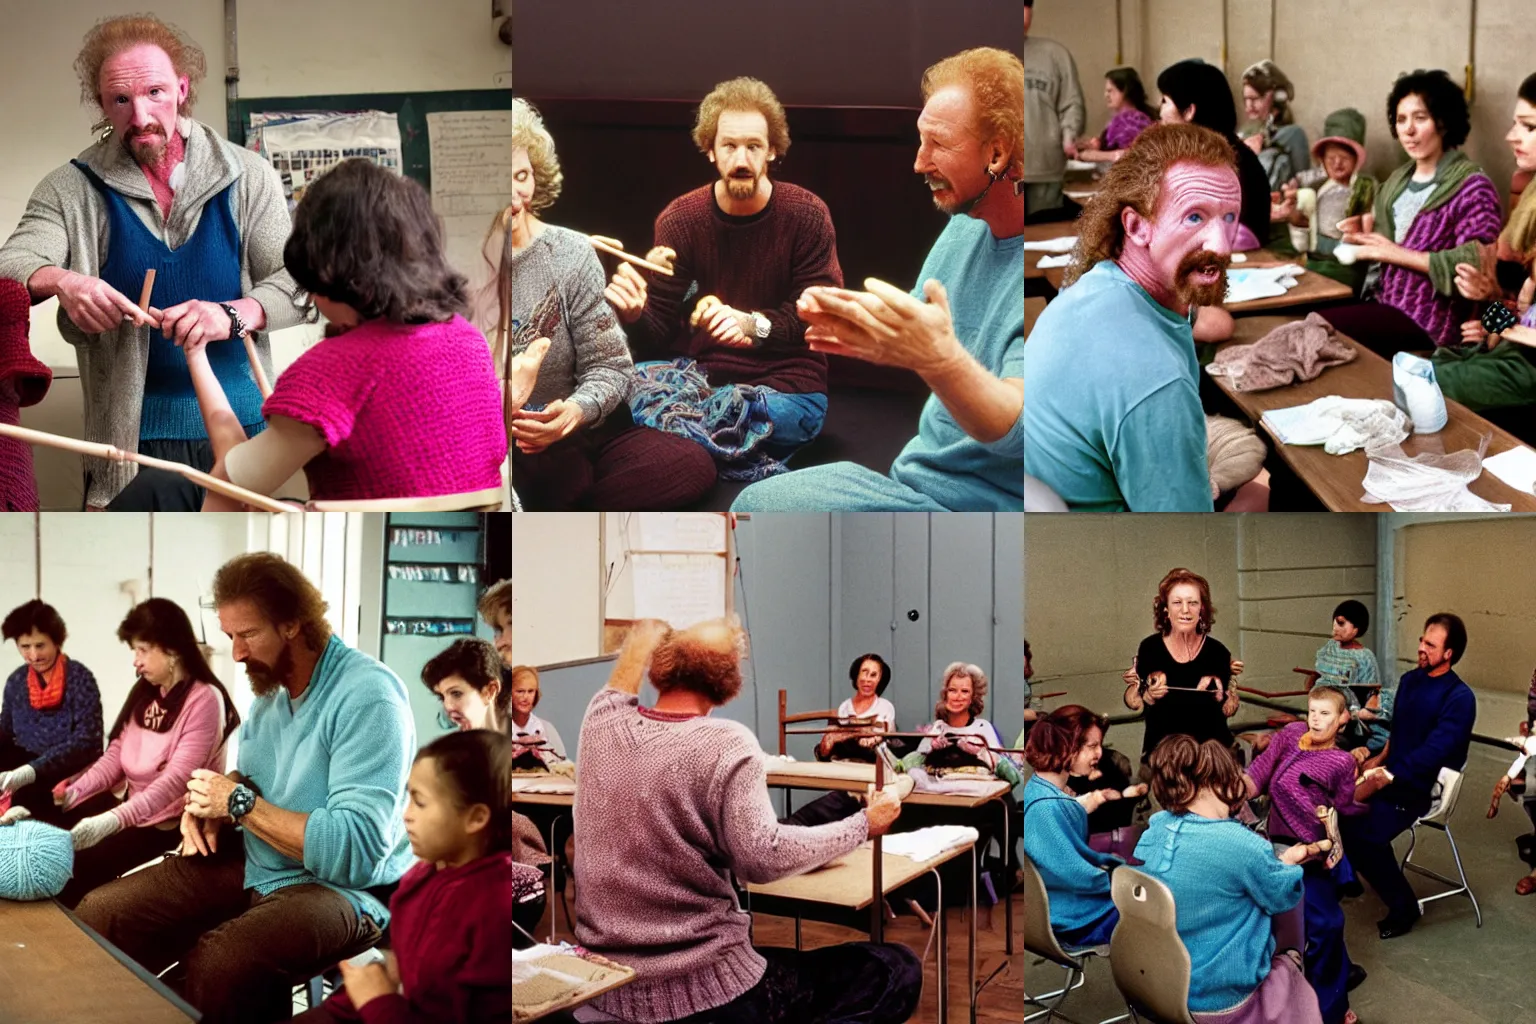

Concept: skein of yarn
[[0, 819, 74, 900]]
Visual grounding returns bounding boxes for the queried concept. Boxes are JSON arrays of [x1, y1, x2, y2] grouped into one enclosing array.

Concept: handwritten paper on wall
[[426, 110, 512, 284], [634, 513, 727, 553], [631, 554, 726, 630]]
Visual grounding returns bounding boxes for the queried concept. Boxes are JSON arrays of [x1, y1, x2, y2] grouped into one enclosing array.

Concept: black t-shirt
[[1134, 632, 1234, 758]]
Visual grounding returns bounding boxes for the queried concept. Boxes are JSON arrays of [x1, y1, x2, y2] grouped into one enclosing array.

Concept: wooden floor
[[532, 887, 1023, 1023]]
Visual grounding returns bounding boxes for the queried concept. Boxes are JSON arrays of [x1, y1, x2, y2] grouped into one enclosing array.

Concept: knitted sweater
[[0, 118, 306, 507], [1381, 666, 1476, 814], [1022, 774, 1119, 934], [68, 682, 226, 829], [1371, 153, 1502, 346], [237, 637, 416, 925], [261, 316, 507, 500], [573, 688, 868, 1022], [0, 658, 103, 784], [1314, 640, 1390, 746], [1134, 811, 1303, 1013], [1102, 109, 1153, 152], [319, 852, 512, 1024], [1024, 36, 1085, 184], [0, 277, 50, 512], [508, 225, 633, 425], [1243, 722, 1362, 843], [624, 181, 841, 395]]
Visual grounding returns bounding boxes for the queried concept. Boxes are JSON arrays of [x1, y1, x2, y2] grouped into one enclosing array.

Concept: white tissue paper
[[1224, 266, 1303, 305], [1023, 236, 1078, 254], [1483, 446, 1536, 493], [1391, 352, 1448, 433], [1361, 438, 1511, 511], [1262, 397, 1409, 454], [1037, 253, 1073, 268]]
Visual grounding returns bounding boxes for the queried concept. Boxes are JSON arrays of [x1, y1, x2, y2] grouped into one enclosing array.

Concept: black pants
[[667, 942, 922, 1024], [1339, 796, 1425, 921], [105, 438, 215, 511], [58, 811, 182, 908]]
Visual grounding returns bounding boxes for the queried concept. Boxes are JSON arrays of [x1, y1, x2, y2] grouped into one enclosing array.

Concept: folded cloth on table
[[1224, 265, 1303, 305], [1262, 397, 1408, 454], [1206, 312, 1355, 391], [1023, 236, 1078, 253], [881, 825, 981, 863], [1361, 440, 1511, 511], [907, 766, 1004, 797]]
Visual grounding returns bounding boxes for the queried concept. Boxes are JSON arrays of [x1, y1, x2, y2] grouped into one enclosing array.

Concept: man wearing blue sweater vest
[[1343, 613, 1476, 940], [78, 554, 415, 1024], [733, 47, 1023, 511]]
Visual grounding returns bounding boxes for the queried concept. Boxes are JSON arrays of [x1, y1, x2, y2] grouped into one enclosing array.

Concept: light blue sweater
[[888, 216, 1024, 510], [1022, 774, 1119, 935], [237, 636, 416, 925], [1133, 811, 1303, 1013]]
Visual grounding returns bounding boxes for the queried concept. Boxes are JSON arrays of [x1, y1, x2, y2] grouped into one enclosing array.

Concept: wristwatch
[[227, 782, 257, 822], [750, 312, 771, 343], [219, 302, 249, 340]]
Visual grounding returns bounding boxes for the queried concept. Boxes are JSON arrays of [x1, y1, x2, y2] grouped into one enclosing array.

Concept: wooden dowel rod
[[137, 269, 156, 314], [587, 236, 674, 275], [243, 336, 272, 399]]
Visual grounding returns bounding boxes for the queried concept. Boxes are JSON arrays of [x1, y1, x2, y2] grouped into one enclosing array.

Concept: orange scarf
[[27, 653, 67, 710]]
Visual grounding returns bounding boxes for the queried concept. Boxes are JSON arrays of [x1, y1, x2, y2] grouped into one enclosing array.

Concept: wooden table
[[0, 899, 200, 1023], [748, 840, 978, 1024], [1210, 316, 1536, 511], [512, 778, 576, 941], [1225, 251, 1355, 314]]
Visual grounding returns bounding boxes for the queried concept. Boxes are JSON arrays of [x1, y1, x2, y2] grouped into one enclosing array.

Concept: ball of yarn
[[0, 820, 74, 900]]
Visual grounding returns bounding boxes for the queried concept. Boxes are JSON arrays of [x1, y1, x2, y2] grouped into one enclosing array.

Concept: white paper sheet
[[1483, 446, 1536, 494], [249, 111, 403, 210], [1224, 266, 1302, 305], [631, 553, 726, 629], [1036, 253, 1073, 268], [1023, 236, 1078, 253], [633, 513, 727, 552], [426, 109, 513, 284]]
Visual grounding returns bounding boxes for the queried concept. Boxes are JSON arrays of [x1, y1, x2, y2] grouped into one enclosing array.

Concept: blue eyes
[[1224, 213, 1236, 224], [1184, 212, 1238, 225], [1186, 214, 1203, 224]]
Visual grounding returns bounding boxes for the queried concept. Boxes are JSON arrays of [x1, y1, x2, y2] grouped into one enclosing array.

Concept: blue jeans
[[732, 462, 950, 511], [632, 361, 826, 457]]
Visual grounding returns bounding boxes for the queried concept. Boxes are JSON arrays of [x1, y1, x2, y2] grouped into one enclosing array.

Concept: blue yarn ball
[[0, 820, 74, 900]]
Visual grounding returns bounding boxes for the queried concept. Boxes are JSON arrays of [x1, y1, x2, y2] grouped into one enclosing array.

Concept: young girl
[[300, 729, 512, 1023], [1135, 736, 1326, 1024], [1023, 705, 1140, 947], [1243, 688, 1364, 1024], [1313, 600, 1389, 758], [1076, 67, 1157, 163]]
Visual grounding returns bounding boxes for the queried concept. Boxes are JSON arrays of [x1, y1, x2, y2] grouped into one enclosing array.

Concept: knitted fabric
[[1022, 774, 1119, 934], [1243, 722, 1362, 842], [1207, 415, 1267, 497], [0, 660, 103, 783], [0, 819, 74, 900], [0, 277, 50, 511], [27, 655, 67, 710], [1206, 313, 1356, 392], [1382, 667, 1476, 810], [1102, 109, 1154, 151], [628, 358, 786, 481], [261, 315, 507, 500]]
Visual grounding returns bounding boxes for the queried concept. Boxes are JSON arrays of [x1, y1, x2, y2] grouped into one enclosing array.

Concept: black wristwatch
[[227, 782, 257, 822], [220, 302, 249, 340]]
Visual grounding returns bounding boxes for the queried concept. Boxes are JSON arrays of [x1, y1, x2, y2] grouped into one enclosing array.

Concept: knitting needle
[[587, 235, 674, 276], [243, 336, 272, 399], [0, 423, 295, 514], [137, 269, 156, 316]]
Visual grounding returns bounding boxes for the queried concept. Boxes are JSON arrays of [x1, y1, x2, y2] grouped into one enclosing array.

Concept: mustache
[[1177, 250, 1231, 278]]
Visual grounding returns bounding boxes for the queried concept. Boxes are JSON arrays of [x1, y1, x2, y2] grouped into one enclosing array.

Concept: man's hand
[[865, 787, 902, 836], [510, 398, 584, 455], [179, 808, 222, 856], [1063, 139, 1079, 160], [55, 271, 158, 334], [799, 278, 963, 376], [700, 303, 754, 347], [338, 959, 397, 1009], [1461, 319, 1493, 347], [154, 300, 234, 358], [186, 768, 236, 821], [1354, 766, 1393, 802]]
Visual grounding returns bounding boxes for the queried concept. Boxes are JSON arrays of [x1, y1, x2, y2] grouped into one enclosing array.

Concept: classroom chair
[[1398, 764, 1483, 927], [1021, 854, 1130, 1024], [1107, 867, 1198, 1024]]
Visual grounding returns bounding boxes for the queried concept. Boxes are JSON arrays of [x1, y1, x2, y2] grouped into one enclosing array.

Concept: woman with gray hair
[[488, 98, 716, 510], [907, 663, 1007, 783]]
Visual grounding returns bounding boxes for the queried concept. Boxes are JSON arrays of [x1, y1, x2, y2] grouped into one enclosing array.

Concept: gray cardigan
[[0, 118, 307, 507]]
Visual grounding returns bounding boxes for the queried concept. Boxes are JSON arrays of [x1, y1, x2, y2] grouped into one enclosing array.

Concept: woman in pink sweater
[[55, 598, 239, 908]]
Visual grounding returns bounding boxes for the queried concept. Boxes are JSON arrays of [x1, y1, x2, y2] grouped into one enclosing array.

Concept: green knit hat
[[1311, 108, 1367, 166]]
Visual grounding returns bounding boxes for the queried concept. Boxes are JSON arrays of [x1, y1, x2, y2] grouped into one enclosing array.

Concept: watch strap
[[220, 302, 248, 339]]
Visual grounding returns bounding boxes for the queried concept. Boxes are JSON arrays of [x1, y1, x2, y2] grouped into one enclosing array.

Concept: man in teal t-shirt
[[1025, 122, 1246, 511], [733, 46, 1024, 511]]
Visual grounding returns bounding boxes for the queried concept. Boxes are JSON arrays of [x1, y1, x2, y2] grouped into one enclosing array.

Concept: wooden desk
[[1225, 252, 1355, 314], [765, 762, 1011, 809], [0, 899, 200, 1023], [513, 949, 637, 1023], [1211, 315, 1536, 511], [511, 777, 576, 942]]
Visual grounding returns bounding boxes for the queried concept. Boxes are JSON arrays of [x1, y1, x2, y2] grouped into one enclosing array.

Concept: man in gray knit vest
[[0, 14, 304, 509], [1023, 0, 1085, 222], [574, 619, 923, 1023]]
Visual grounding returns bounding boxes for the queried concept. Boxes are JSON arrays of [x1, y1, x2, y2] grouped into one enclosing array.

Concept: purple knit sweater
[[1245, 722, 1363, 843], [1103, 109, 1154, 152], [1377, 172, 1502, 346], [573, 688, 869, 1022]]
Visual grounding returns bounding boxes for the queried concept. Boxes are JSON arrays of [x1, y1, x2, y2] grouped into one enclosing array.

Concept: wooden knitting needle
[[587, 235, 674, 276], [137, 269, 156, 315], [243, 336, 273, 399], [0, 423, 294, 514]]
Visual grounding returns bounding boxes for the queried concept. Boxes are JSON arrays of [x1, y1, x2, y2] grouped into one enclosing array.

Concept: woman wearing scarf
[[53, 598, 240, 908], [0, 600, 103, 824]]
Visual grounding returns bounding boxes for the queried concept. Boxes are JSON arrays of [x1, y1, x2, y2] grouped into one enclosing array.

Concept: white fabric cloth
[[880, 825, 980, 863], [837, 696, 897, 729], [1023, 236, 1078, 253], [1361, 442, 1511, 512], [1224, 266, 1303, 305], [1262, 397, 1409, 455], [1036, 253, 1073, 268]]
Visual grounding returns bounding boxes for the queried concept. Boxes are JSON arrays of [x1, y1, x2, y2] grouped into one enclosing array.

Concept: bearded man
[[77, 553, 415, 1024], [0, 14, 305, 509], [1024, 122, 1243, 512]]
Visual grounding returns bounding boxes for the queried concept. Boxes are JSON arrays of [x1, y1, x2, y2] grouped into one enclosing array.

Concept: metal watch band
[[221, 302, 248, 339]]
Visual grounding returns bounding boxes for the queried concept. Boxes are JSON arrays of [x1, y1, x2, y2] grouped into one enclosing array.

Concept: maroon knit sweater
[[0, 278, 51, 512], [626, 180, 842, 395], [573, 688, 869, 1022]]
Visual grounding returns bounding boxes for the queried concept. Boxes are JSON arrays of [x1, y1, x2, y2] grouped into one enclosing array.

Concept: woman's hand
[[928, 730, 952, 750], [52, 779, 75, 810], [1122, 657, 1140, 689], [1280, 839, 1332, 865], [1230, 659, 1244, 678], [1461, 319, 1493, 347], [1336, 213, 1375, 237], [338, 959, 397, 1009], [1339, 231, 1398, 264], [511, 398, 585, 454], [1143, 672, 1170, 704], [857, 735, 883, 748], [1076, 787, 1122, 814], [508, 337, 551, 413], [865, 788, 902, 836], [1197, 675, 1225, 701], [1454, 243, 1501, 301]]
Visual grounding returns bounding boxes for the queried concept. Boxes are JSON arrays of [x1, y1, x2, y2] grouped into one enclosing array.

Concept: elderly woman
[[816, 653, 897, 762], [491, 99, 716, 511], [575, 619, 920, 1024], [0, 600, 103, 825], [907, 663, 1007, 782], [1323, 70, 1502, 354], [1240, 61, 1310, 191], [55, 598, 240, 908], [1124, 568, 1241, 767]]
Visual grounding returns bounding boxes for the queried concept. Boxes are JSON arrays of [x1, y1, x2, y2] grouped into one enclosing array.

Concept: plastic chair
[[1108, 867, 1198, 1024], [1021, 854, 1129, 1023], [1399, 765, 1482, 927]]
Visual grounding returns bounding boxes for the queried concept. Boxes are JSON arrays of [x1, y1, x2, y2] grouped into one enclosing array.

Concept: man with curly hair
[[1025, 122, 1243, 511], [0, 14, 305, 510], [603, 77, 843, 464]]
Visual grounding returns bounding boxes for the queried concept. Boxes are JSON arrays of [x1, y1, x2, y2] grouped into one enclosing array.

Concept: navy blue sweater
[[1383, 666, 1475, 813], [0, 659, 105, 784]]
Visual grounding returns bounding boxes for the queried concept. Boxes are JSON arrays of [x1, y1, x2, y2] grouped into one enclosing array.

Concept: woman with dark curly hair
[[1323, 69, 1503, 354], [1124, 568, 1241, 764], [1075, 67, 1158, 163]]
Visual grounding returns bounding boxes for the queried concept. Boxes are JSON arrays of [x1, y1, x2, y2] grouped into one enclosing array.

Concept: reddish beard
[[1173, 248, 1231, 308]]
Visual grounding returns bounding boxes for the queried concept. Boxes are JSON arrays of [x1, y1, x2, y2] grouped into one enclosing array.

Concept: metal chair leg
[[1024, 962, 1083, 1022], [1445, 824, 1482, 927]]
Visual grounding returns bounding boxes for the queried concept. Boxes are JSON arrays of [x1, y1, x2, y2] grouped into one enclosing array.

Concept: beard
[[123, 123, 168, 160], [722, 167, 760, 201], [245, 643, 296, 697], [1173, 248, 1232, 308], [927, 174, 995, 216]]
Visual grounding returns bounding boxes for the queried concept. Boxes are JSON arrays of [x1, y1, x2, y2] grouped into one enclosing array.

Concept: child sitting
[[298, 730, 512, 1023], [1279, 109, 1379, 292], [1313, 600, 1390, 758]]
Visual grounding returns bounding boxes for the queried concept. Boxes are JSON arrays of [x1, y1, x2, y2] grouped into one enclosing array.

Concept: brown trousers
[[75, 825, 381, 1024]]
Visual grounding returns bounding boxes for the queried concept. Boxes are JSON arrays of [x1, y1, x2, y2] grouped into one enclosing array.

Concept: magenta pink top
[[67, 682, 227, 829], [262, 315, 507, 501]]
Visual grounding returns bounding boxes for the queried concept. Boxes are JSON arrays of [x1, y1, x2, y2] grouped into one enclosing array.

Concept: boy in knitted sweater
[[574, 619, 921, 1024]]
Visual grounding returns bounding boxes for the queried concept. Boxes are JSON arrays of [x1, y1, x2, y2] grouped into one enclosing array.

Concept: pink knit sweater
[[573, 688, 869, 1022], [262, 316, 507, 501], [67, 683, 227, 829]]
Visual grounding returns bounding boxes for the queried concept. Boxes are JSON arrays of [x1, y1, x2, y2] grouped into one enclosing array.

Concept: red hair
[[1025, 705, 1108, 773]]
